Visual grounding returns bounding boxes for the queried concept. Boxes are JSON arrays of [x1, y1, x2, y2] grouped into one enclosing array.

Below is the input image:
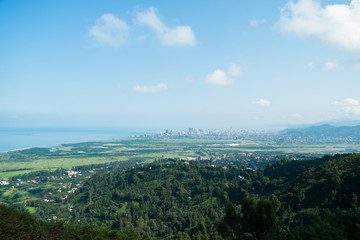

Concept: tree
[[241, 198, 280, 240]]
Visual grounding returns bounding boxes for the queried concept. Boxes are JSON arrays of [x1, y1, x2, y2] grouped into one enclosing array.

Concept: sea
[[0, 127, 157, 152]]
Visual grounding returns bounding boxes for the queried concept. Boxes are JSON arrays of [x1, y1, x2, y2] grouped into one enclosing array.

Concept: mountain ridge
[[280, 124, 360, 143]]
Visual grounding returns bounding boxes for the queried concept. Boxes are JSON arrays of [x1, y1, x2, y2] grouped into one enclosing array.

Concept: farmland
[[1, 137, 360, 179]]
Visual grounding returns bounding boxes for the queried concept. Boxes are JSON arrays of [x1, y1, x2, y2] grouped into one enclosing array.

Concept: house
[[0, 181, 9, 185], [65, 171, 78, 177]]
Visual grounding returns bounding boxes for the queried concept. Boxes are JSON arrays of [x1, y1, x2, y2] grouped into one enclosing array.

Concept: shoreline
[[0, 127, 156, 153], [0, 136, 145, 153], [2, 147, 34, 153]]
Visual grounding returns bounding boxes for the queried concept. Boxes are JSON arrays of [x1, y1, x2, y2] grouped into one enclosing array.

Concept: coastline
[[2, 147, 34, 153], [0, 127, 155, 153]]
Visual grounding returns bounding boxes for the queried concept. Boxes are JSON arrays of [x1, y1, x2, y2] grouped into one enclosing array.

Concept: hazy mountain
[[280, 119, 360, 129], [280, 124, 360, 143]]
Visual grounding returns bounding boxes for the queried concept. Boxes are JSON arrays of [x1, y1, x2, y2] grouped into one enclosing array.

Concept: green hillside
[[20, 154, 359, 239], [3, 153, 360, 239], [0, 204, 141, 240], [50, 161, 250, 238]]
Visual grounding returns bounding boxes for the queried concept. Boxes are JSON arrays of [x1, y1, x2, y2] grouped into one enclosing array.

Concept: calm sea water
[[0, 127, 156, 152]]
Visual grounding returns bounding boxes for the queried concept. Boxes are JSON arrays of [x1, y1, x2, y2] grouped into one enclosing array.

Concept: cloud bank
[[277, 0, 360, 52]]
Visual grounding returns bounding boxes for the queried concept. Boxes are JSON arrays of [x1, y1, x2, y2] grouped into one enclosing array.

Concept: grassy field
[[26, 207, 36, 214], [1, 138, 360, 179], [2, 188, 17, 197], [0, 138, 209, 178]]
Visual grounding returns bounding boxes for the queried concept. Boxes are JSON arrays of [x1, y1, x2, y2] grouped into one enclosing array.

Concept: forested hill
[[0, 204, 140, 240], [29, 153, 360, 239], [67, 161, 251, 238], [280, 124, 360, 143]]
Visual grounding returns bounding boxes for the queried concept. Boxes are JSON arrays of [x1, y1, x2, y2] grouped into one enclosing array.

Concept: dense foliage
[[67, 161, 252, 238], [0, 204, 142, 240], [3, 153, 360, 239]]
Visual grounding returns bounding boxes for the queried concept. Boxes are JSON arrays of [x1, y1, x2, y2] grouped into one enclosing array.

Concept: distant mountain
[[280, 124, 360, 143], [280, 119, 360, 129]]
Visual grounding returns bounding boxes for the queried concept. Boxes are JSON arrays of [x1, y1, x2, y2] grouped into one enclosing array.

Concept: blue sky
[[1, 0, 360, 129]]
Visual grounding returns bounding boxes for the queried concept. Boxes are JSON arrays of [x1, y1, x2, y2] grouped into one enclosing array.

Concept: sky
[[1, 0, 360, 130]]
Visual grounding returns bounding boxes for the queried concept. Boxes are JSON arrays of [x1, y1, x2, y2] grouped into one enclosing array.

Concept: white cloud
[[254, 99, 271, 107], [89, 14, 129, 47], [335, 98, 360, 115], [161, 26, 196, 46], [336, 98, 359, 106], [135, 7, 196, 46], [135, 7, 166, 32], [133, 83, 168, 93], [228, 64, 242, 77], [323, 61, 338, 71], [277, 0, 360, 52], [205, 70, 233, 86], [205, 64, 244, 86]]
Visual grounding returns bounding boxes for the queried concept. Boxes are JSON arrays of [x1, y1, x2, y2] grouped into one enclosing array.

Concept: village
[[0, 167, 100, 207]]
